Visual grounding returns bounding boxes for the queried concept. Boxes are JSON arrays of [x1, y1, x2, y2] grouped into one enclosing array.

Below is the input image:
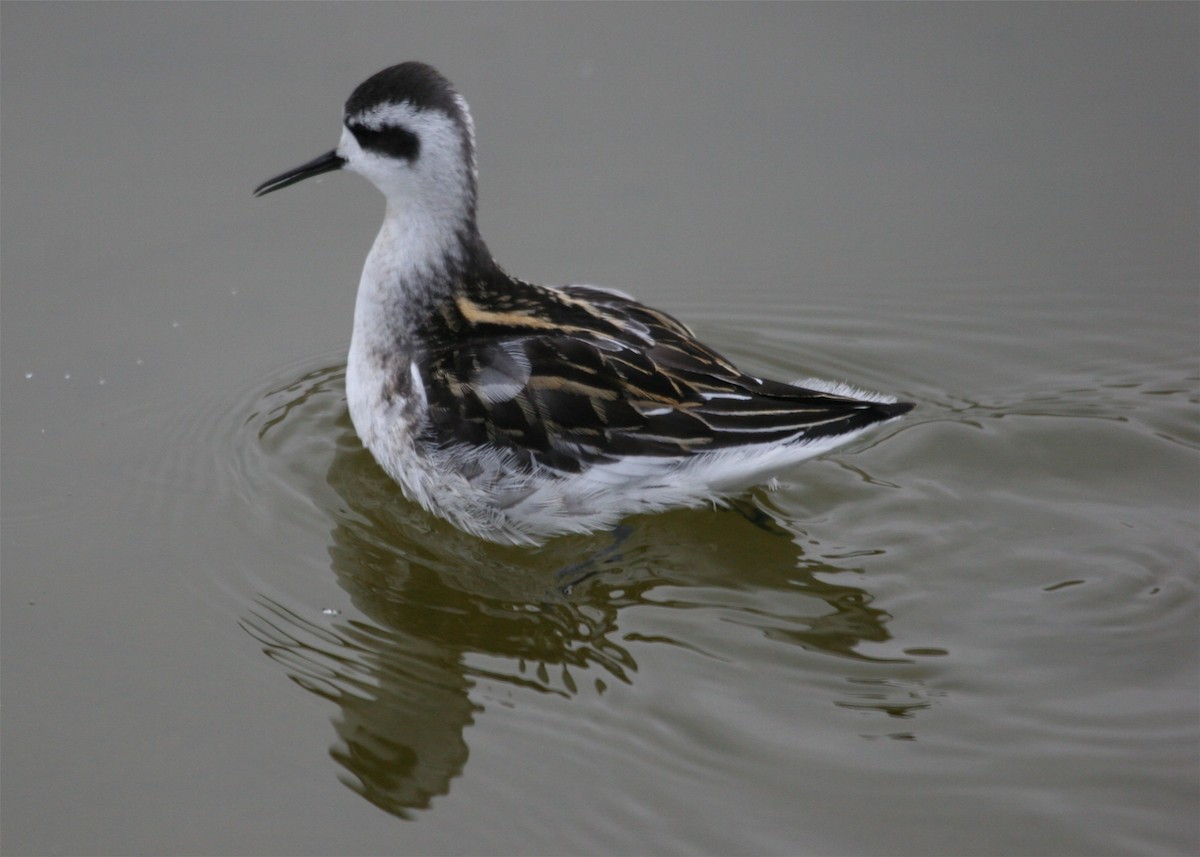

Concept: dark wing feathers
[[417, 277, 910, 473]]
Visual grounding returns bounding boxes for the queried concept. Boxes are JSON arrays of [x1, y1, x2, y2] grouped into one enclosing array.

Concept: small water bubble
[[230, 288, 239, 296], [98, 378, 106, 386], [63, 372, 71, 380], [135, 358, 144, 366], [321, 608, 340, 616], [24, 372, 32, 380], [171, 321, 180, 329]]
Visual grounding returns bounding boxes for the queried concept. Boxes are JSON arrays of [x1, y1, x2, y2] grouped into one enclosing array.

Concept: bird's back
[[413, 272, 912, 478]]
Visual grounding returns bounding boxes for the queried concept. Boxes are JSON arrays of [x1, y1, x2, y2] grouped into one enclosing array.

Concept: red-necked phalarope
[[255, 62, 913, 545]]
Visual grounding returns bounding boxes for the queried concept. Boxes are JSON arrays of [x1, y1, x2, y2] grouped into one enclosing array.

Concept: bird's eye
[[348, 121, 420, 162]]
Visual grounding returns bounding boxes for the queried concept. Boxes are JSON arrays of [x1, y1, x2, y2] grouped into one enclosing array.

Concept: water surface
[[3, 4, 1197, 855]]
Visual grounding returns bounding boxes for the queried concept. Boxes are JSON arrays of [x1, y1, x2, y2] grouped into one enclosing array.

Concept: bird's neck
[[351, 200, 490, 349]]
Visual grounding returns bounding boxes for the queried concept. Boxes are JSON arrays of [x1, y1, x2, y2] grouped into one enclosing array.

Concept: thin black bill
[[253, 149, 346, 197]]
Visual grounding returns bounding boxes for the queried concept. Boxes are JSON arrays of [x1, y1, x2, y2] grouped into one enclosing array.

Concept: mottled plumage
[[255, 62, 912, 544]]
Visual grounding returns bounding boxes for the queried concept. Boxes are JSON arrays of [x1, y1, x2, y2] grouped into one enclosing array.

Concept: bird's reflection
[[243, 386, 907, 820]]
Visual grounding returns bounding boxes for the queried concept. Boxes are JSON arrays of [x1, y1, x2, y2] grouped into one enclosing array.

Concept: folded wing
[[418, 280, 912, 474]]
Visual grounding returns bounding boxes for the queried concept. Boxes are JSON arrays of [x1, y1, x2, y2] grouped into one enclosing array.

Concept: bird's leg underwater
[[549, 499, 788, 597], [552, 524, 634, 595], [726, 496, 795, 538]]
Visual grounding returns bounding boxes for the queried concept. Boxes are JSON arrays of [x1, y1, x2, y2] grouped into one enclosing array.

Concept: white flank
[[793, 377, 898, 404]]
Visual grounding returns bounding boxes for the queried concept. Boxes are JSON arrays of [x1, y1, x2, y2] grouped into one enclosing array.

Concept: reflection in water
[[241, 364, 915, 819]]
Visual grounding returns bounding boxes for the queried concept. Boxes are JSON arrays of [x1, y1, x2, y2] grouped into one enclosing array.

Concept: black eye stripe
[[348, 122, 420, 162]]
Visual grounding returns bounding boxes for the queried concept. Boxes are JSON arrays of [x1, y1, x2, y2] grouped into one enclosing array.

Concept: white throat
[[339, 98, 482, 454], [341, 104, 478, 297]]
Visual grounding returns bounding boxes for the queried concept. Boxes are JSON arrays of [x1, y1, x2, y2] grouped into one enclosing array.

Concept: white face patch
[[348, 100, 423, 132], [336, 98, 480, 282]]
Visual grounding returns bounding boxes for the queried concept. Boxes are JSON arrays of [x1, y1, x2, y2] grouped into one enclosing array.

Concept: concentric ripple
[[139, 311, 935, 821]]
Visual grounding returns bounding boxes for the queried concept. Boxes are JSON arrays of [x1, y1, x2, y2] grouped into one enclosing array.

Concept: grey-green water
[[3, 4, 1197, 855]]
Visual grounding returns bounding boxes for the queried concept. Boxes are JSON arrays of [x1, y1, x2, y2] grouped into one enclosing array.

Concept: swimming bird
[[254, 62, 912, 545]]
